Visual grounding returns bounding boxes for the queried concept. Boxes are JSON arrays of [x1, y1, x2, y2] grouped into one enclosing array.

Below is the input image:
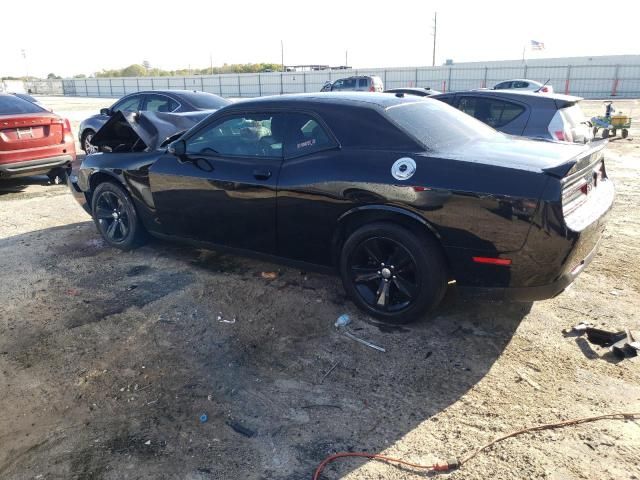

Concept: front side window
[[112, 95, 142, 112], [186, 113, 283, 157], [145, 94, 179, 113], [332, 80, 344, 90], [512, 81, 529, 89], [495, 81, 511, 89], [457, 97, 525, 128], [343, 78, 356, 89]]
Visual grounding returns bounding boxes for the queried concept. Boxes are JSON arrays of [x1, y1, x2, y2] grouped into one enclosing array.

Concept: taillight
[[554, 130, 565, 141], [369, 85, 375, 92], [541, 86, 549, 92], [63, 118, 72, 134]]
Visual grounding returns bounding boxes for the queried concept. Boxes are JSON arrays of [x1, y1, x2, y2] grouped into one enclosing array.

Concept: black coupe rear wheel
[[340, 223, 447, 324], [92, 182, 146, 250]]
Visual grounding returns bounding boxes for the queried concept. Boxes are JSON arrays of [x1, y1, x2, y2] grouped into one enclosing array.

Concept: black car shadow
[[0, 222, 531, 479], [0, 175, 52, 195]]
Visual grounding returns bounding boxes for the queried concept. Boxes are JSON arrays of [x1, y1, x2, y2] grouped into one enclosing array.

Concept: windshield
[[385, 99, 500, 151], [180, 92, 230, 110], [0, 94, 46, 115]]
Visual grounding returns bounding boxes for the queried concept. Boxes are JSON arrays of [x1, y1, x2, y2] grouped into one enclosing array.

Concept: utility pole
[[210, 53, 213, 75], [281, 40, 284, 72], [345, 49, 348, 67], [21, 49, 29, 79], [431, 12, 437, 67]]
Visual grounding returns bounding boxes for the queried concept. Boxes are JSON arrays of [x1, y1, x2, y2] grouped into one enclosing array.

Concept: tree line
[[94, 63, 284, 77], [2, 63, 285, 81]]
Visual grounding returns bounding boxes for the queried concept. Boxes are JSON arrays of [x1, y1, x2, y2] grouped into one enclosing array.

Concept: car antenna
[[535, 79, 551, 93]]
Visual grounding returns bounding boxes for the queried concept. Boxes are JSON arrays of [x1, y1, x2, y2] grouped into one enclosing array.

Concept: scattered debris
[[225, 419, 255, 438], [334, 314, 386, 353], [516, 370, 541, 391], [320, 361, 340, 384], [217, 313, 236, 324], [610, 329, 639, 359], [126, 284, 138, 291], [585, 327, 627, 347], [144, 440, 151, 446], [199, 413, 209, 423], [261, 271, 278, 280], [562, 321, 595, 336], [566, 324, 640, 360]]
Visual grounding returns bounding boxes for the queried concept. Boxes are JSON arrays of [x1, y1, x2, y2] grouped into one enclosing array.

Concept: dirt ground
[[1, 97, 639, 480]]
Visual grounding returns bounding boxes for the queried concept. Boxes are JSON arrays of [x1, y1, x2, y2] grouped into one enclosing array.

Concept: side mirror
[[168, 139, 186, 156], [100, 108, 111, 116]]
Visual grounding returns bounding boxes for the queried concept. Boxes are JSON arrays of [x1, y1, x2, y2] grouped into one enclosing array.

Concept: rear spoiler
[[553, 95, 584, 109], [542, 139, 607, 178]]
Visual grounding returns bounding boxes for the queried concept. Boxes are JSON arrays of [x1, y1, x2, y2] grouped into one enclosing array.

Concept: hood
[[437, 135, 606, 177], [91, 110, 209, 152]]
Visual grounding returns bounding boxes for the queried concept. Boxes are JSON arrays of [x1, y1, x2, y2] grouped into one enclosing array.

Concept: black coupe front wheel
[[340, 223, 448, 324], [92, 182, 146, 250]]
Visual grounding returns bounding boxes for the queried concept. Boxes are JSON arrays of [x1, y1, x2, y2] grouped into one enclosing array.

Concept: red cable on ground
[[312, 452, 453, 480], [313, 412, 640, 479]]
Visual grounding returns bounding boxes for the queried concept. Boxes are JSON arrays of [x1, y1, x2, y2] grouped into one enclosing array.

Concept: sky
[[2, 0, 640, 78]]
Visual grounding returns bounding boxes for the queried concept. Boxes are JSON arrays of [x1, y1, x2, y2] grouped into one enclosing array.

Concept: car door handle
[[253, 169, 272, 180]]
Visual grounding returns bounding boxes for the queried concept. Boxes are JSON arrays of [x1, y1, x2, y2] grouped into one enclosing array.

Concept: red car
[[0, 93, 75, 183]]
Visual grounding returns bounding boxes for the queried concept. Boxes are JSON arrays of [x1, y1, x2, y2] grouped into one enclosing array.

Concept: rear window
[[458, 97, 525, 128], [0, 94, 45, 115], [179, 92, 230, 110], [385, 100, 500, 151]]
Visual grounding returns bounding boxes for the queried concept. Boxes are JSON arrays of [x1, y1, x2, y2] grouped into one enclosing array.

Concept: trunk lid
[[438, 135, 602, 176], [0, 113, 64, 151]]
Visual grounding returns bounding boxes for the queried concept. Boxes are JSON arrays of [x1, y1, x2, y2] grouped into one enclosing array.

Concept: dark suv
[[433, 90, 593, 143]]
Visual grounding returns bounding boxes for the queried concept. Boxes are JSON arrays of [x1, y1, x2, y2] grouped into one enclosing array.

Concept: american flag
[[531, 40, 545, 50]]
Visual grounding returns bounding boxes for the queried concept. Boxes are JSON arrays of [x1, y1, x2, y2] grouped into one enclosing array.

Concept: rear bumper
[[0, 154, 74, 178], [460, 234, 601, 302]]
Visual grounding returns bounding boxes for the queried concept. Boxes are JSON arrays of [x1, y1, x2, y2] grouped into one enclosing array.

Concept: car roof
[[436, 89, 581, 103], [497, 79, 543, 85], [125, 90, 219, 96], [222, 92, 417, 110]]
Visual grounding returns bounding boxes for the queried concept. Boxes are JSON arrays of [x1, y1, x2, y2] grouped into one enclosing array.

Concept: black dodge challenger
[[69, 93, 614, 323]]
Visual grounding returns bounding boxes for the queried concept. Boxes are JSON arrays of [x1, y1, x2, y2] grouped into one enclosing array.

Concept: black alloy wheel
[[91, 181, 146, 250], [349, 237, 419, 312], [340, 222, 448, 324]]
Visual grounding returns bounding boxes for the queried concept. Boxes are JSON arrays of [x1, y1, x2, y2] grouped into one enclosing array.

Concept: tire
[[622, 129, 629, 139], [91, 181, 146, 250], [612, 128, 617, 137], [339, 222, 448, 324], [602, 129, 609, 139], [82, 129, 98, 154], [47, 167, 67, 185]]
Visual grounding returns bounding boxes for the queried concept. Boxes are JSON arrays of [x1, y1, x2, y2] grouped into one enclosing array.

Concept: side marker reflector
[[472, 256, 512, 266]]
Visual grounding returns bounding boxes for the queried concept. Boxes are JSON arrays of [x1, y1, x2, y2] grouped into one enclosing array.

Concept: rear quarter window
[[386, 100, 499, 151], [0, 95, 45, 114]]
